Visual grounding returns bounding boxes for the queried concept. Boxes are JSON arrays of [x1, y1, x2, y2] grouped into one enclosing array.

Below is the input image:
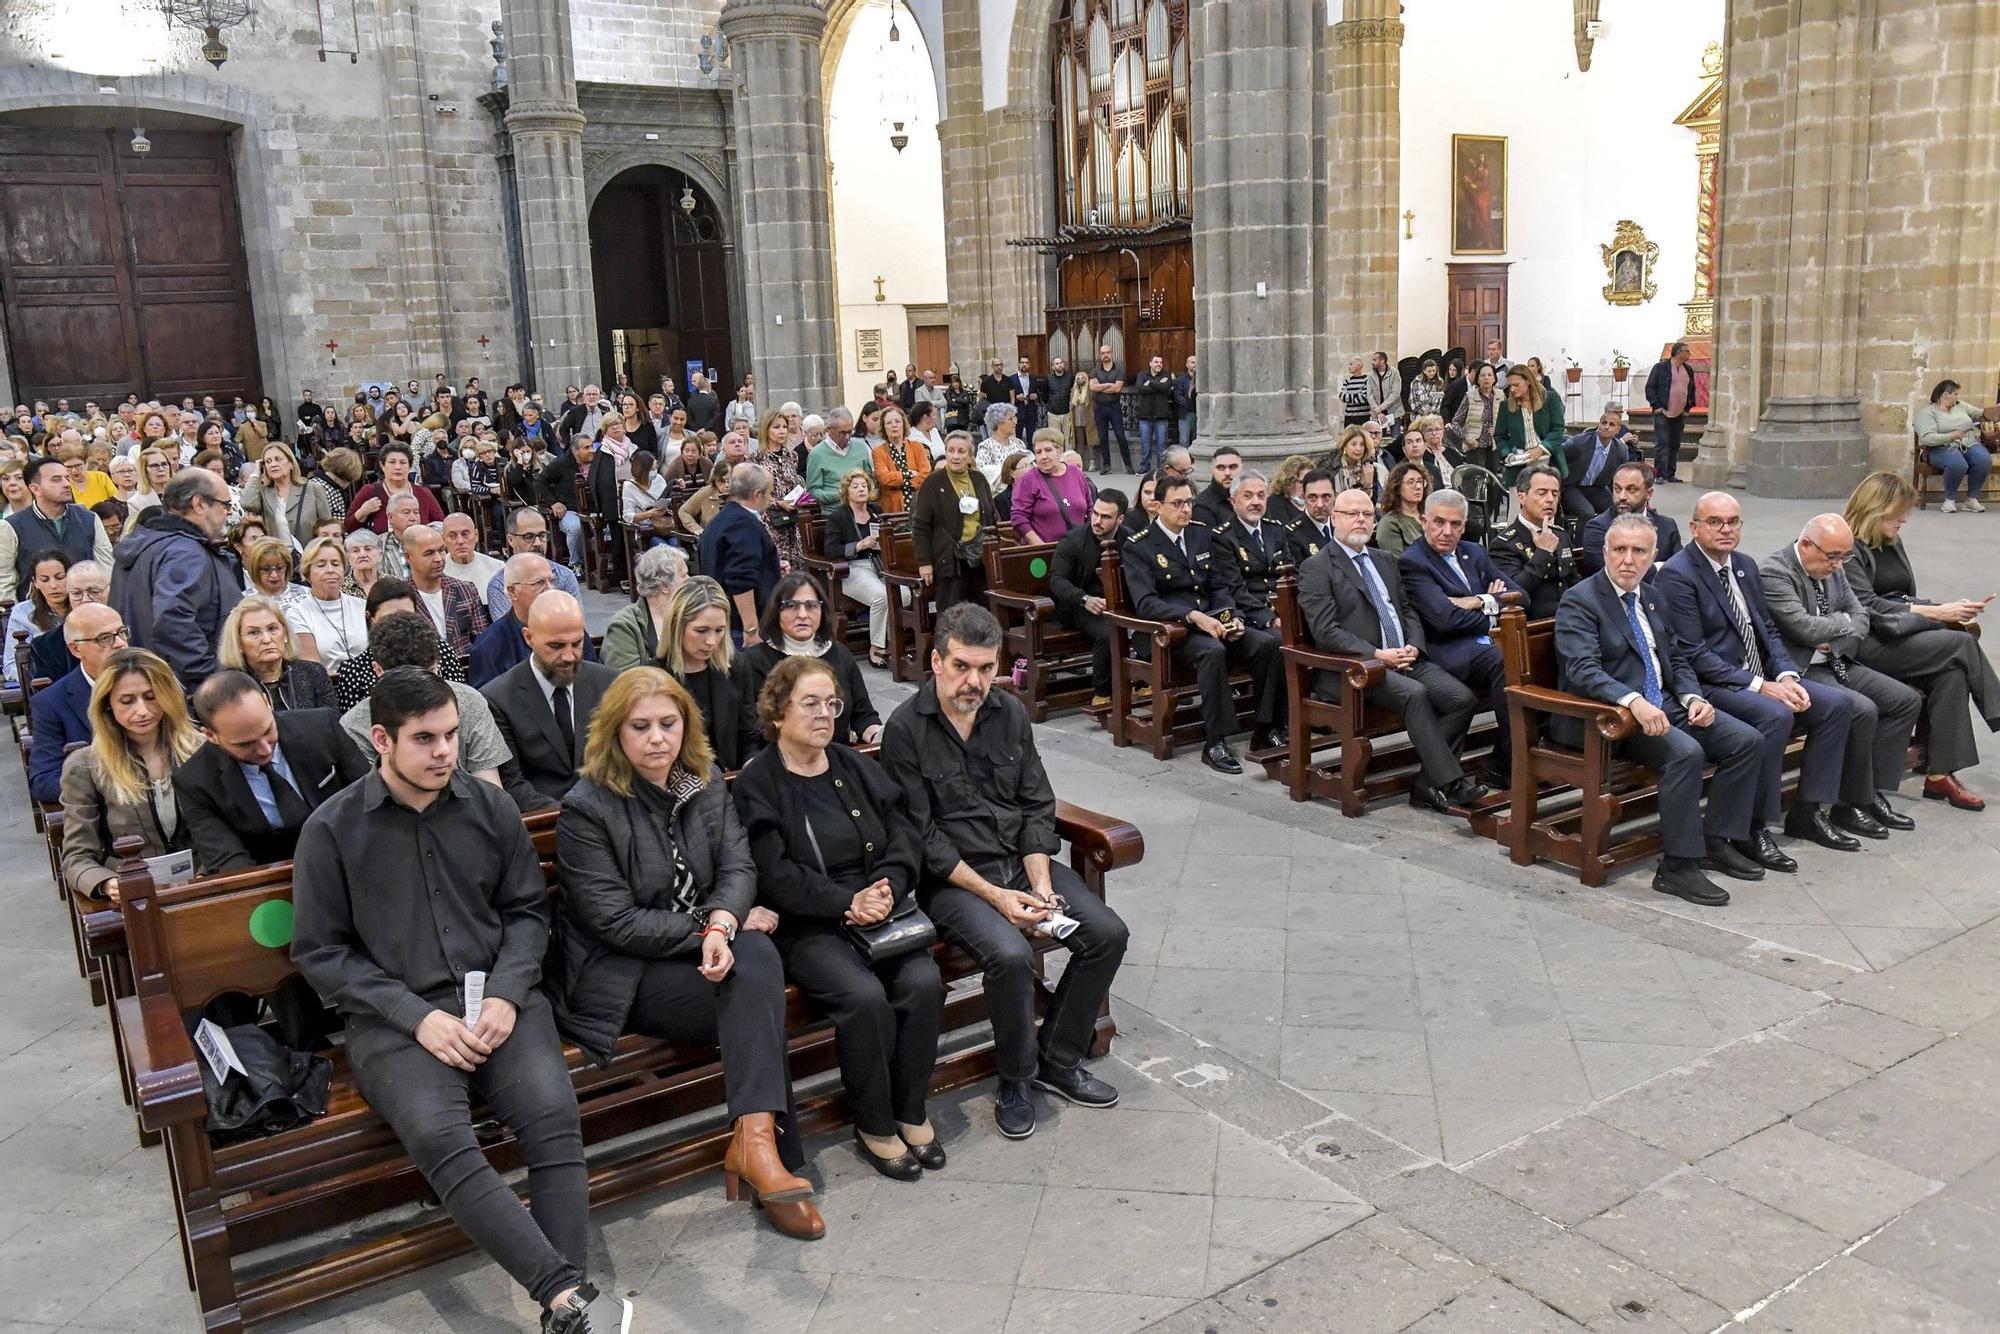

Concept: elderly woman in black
[[551, 667, 822, 1239], [734, 656, 944, 1179], [732, 572, 882, 745]]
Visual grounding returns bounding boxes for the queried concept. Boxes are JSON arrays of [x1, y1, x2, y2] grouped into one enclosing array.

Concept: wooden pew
[[571, 475, 618, 593], [881, 526, 934, 684], [1096, 542, 1263, 761], [798, 511, 871, 658], [983, 541, 1098, 720], [113, 796, 1142, 1331]]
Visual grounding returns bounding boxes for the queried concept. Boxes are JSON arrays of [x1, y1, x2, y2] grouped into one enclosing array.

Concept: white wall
[[981, 0, 1017, 111], [829, 0, 949, 410], [1396, 0, 1722, 391]]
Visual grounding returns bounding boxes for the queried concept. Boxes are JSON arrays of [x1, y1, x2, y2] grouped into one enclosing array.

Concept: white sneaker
[[1968, 498, 1987, 514], [1941, 498, 1958, 513]]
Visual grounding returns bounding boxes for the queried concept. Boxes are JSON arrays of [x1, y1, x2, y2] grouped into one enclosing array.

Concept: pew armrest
[[1280, 644, 1386, 691], [987, 590, 1055, 616], [1105, 610, 1187, 648], [1054, 800, 1145, 880], [1506, 684, 1636, 740], [115, 992, 210, 1132]]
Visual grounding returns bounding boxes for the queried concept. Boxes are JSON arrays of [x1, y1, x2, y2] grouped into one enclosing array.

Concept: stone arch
[[583, 146, 733, 235], [0, 67, 293, 408], [821, 0, 946, 116], [1009, 0, 1066, 112]]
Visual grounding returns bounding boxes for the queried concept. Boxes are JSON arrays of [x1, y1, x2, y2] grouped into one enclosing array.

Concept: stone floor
[[3, 486, 1999, 1331]]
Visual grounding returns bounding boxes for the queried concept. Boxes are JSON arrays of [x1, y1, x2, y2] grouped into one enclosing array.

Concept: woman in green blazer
[[1494, 366, 1568, 486]]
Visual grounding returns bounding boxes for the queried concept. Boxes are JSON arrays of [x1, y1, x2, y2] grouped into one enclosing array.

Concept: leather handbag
[[801, 804, 937, 964]]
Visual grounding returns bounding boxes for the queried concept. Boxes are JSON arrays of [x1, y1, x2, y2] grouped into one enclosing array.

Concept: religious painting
[[1600, 219, 1660, 305], [1451, 134, 1507, 256]]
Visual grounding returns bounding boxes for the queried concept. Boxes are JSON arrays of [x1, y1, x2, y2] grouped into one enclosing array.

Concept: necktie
[[1720, 562, 1764, 679], [1444, 551, 1471, 591], [551, 685, 577, 762], [1811, 580, 1850, 683], [1582, 442, 1609, 487], [1353, 551, 1404, 649], [260, 762, 314, 829], [1248, 525, 1264, 559], [1624, 592, 1665, 708]]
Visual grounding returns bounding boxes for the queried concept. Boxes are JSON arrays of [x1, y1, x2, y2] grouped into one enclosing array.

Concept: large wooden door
[[1446, 263, 1509, 357], [912, 324, 950, 380], [0, 127, 259, 403]]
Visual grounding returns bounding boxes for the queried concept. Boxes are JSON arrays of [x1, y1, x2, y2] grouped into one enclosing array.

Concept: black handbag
[[193, 1020, 334, 1145], [801, 801, 937, 964]]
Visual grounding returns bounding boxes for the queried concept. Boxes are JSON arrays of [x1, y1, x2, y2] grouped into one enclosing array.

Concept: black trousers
[[347, 992, 586, 1307], [1710, 680, 1854, 818], [780, 926, 944, 1137], [1617, 708, 1764, 858], [1654, 414, 1687, 480], [1174, 625, 1285, 744], [1803, 660, 1923, 801], [925, 861, 1128, 1082], [1860, 626, 2000, 776], [1363, 660, 1475, 787], [1093, 400, 1132, 471], [934, 563, 988, 616], [625, 931, 804, 1168], [1061, 609, 1113, 694], [1561, 485, 1607, 525]]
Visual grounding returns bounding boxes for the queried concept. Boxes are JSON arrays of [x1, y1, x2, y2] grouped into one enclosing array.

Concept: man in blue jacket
[[698, 463, 782, 646], [27, 602, 126, 804], [109, 469, 241, 691], [1400, 489, 1522, 782]]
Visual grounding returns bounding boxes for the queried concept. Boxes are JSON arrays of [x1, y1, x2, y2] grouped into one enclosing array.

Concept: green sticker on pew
[[248, 900, 294, 949], [1029, 557, 1048, 579]]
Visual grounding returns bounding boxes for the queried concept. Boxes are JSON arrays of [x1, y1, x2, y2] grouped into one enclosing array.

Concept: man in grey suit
[[1298, 488, 1489, 813], [482, 591, 620, 804], [1759, 514, 1921, 840]]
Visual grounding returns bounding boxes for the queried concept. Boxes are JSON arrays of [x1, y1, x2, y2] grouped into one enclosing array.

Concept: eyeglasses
[[515, 530, 550, 544], [792, 695, 845, 719], [1161, 497, 1194, 509], [1802, 537, 1852, 566], [508, 576, 553, 593], [1696, 516, 1742, 530], [778, 598, 825, 614], [73, 627, 129, 650]]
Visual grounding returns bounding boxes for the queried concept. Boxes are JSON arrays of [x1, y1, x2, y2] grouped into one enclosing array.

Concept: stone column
[[985, 103, 1057, 361], [1325, 3, 1404, 377], [1191, 0, 1334, 463], [938, 0, 998, 375], [718, 0, 841, 411], [379, 0, 449, 374], [500, 0, 599, 393]]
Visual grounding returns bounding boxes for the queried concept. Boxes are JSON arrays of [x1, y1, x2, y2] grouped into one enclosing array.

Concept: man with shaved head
[[440, 510, 502, 592], [467, 552, 598, 687], [481, 589, 619, 802], [1760, 513, 1923, 839], [1659, 492, 1864, 867]]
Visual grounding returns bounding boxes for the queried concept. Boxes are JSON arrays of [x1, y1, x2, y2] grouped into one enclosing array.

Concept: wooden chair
[[571, 476, 618, 593], [1097, 543, 1258, 760], [983, 541, 1099, 720], [798, 512, 871, 657], [881, 526, 935, 684], [1912, 430, 1944, 510]]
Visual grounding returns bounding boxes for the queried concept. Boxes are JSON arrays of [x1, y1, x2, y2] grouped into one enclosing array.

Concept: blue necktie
[[1624, 591, 1665, 707], [1582, 442, 1609, 486], [1352, 550, 1403, 648]]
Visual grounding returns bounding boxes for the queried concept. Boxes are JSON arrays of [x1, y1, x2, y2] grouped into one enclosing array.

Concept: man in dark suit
[[1579, 462, 1682, 579], [1399, 489, 1521, 782], [1486, 465, 1580, 619], [27, 602, 126, 803], [1190, 446, 1242, 531], [483, 591, 619, 804], [1011, 356, 1045, 436], [1050, 489, 1126, 707], [1760, 514, 1921, 839], [1207, 470, 1292, 631], [1299, 489, 1488, 811], [1121, 475, 1285, 774], [177, 673, 372, 873], [698, 463, 783, 644], [469, 552, 599, 687], [683, 372, 722, 434], [1658, 491, 1864, 865], [1284, 470, 1340, 565], [1554, 514, 1766, 905], [1561, 409, 1634, 522]]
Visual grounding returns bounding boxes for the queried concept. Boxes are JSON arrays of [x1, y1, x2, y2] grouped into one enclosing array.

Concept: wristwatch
[[699, 912, 736, 943]]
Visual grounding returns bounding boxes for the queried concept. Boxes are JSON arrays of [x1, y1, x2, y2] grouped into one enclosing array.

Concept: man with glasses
[[469, 553, 598, 687], [805, 406, 863, 507], [110, 467, 242, 690], [1761, 513, 1921, 840], [1299, 488, 1489, 813], [1660, 492, 1865, 867], [483, 590, 617, 803], [27, 602, 126, 802], [27, 560, 110, 683], [484, 507, 582, 619]]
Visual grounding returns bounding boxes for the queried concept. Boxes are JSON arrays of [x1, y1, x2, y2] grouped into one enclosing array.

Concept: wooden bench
[[1268, 571, 1508, 820], [798, 511, 872, 658], [571, 475, 619, 593], [1912, 429, 1945, 510], [115, 796, 1142, 1331], [881, 526, 935, 684], [983, 541, 1099, 721]]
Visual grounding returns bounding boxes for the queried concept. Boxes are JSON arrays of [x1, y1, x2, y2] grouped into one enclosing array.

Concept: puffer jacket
[[548, 767, 756, 1066], [109, 506, 242, 689]]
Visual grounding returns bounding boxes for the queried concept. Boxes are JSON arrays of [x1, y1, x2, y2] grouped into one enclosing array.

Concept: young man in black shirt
[[292, 668, 633, 1333]]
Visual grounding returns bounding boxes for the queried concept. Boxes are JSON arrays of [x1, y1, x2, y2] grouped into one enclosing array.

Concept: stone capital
[[717, 0, 828, 43], [504, 99, 587, 136], [1332, 17, 1405, 47]]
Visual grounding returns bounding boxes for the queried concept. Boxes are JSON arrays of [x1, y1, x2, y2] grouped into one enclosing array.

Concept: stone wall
[[571, 0, 722, 87]]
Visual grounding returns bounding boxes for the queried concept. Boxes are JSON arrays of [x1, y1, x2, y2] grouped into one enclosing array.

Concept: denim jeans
[[1138, 420, 1169, 473], [1931, 442, 1993, 502], [1093, 400, 1132, 471]]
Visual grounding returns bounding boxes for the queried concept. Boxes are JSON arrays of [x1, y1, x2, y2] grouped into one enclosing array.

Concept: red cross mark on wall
[[324, 339, 338, 356], [477, 335, 491, 351]]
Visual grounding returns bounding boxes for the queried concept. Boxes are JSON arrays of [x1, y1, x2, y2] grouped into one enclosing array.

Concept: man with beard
[[1207, 470, 1291, 631], [1579, 461, 1682, 579], [482, 590, 618, 803]]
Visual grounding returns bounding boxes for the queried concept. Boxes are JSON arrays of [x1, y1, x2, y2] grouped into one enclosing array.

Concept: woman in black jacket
[[734, 656, 943, 1180], [551, 667, 823, 1240], [732, 573, 882, 745], [908, 430, 998, 614], [656, 575, 763, 770]]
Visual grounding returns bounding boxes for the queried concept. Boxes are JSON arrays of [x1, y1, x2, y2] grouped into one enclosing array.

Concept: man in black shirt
[[1044, 356, 1078, 453], [291, 669, 630, 1334], [1050, 489, 1127, 705], [880, 604, 1129, 1141], [1190, 446, 1241, 530], [1088, 345, 1132, 473], [1133, 354, 1176, 474]]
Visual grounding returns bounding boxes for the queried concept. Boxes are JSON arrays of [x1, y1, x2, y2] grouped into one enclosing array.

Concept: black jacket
[[1485, 518, 1580, 620], [550, 770, 754, 1065], [1133, 370, 1175, 422], [1207, 514, 1293, 629], [483, 657, 621, 803], [1121, 521, 1254, 624], [176, 707, 371, 874], [731, 641, 880, 743], [1192, 479, 1234, 531], [675, 662, 764, 772], [1049, 521, 1108, 624], [909, 466, 997, 573], [731, 744, 921, 931], [684, 389, 722, 434], [824, 502, 884, 564]]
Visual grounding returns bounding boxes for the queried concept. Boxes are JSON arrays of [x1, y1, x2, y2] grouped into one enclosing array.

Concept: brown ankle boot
[[722, 1113, 823, 1238]]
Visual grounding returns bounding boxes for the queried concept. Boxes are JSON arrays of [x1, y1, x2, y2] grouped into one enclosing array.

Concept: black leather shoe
[[1201, 742, 1243, 775], [1785, 804, 1862, 851], [905, 1138, 946, 1171], [1410, 781, 1453, 814], [1869, 795, 1916, 831], [854, 1129, 924, 1182], [1033, 1061, 1120, 1109], [1654, 861, 1730, 906], [1442, 775, 1493, 807], [1250, 726, 1284, 751], [1473, 766, 1509, 791], [1833, 804, 1890, 840], [1701, 840, 1766, 882], [995, 1079, 1037, 1140], [1735, 830, 1797, 874]]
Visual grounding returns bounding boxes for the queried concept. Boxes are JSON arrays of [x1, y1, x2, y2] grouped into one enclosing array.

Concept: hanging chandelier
[[877, 1, 918, 154], [160, 0, 254, 68]]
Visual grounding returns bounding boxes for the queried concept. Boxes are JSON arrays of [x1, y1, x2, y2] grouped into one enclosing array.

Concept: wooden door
[[913, 324, 950, 380], [1446, 263, 1509, 357], [0, 127, 259, 403]]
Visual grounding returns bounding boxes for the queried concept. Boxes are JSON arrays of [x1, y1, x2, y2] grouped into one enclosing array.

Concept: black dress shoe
[[854, 1129, 924, 1182], [1250, 726, 1284, 751], [1410, 781, 1453, 814], [1869, 795, 1916, 831], [1033, 1060, 1120, 1108], [1201, 742, 1243, 775], [1784, 804, 1862, 851], [995, 1079, 1037, 1140], [1734, 830, 1798, 874], [1701, 839, 1766, 881], [1833, 804, 1890, 840], [905, 1138, 946, 1171], [1654, 861, 1730, 906], [1473, 766, 1509, 791], [1442, 775, 1493, 807]]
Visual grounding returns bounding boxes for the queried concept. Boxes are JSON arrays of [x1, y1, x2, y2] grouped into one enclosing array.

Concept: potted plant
[[1565, 357, 1583, 385], [1610, 351, 1631, 383]]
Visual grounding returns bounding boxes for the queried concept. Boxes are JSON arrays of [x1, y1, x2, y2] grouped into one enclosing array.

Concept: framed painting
[[1600, 219, 1660, 305], [1451, 134, 1507, 256]]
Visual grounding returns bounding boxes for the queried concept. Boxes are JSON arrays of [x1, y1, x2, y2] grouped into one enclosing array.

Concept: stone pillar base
[[1746, 396, 1868, 498], [1207, 427, 1338, 469]]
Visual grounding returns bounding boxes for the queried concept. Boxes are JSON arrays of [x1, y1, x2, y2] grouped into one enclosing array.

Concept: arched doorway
[[587, 166, 734, 400]]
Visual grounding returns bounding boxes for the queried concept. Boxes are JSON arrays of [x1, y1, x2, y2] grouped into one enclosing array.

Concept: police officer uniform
[[1485, 516, 1580, 620], [1208, 512, 1293, 631], [1285, 512, 1338, 567]]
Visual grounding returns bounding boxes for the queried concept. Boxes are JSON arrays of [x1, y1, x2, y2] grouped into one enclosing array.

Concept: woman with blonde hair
[[285, 535, 368, 670], [219, 593, 337, 712], [239, 442, 332, 549], [549, 667, 821, 1239], [59, 648, 203, 903], [1268, 453, 1314, 530], [1842, 470, 2000, 811], [1494, 365, 1567, 482], [751, 410, 807, 571], [657, 575, 763, 769], [127, 446, 176, 518]]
